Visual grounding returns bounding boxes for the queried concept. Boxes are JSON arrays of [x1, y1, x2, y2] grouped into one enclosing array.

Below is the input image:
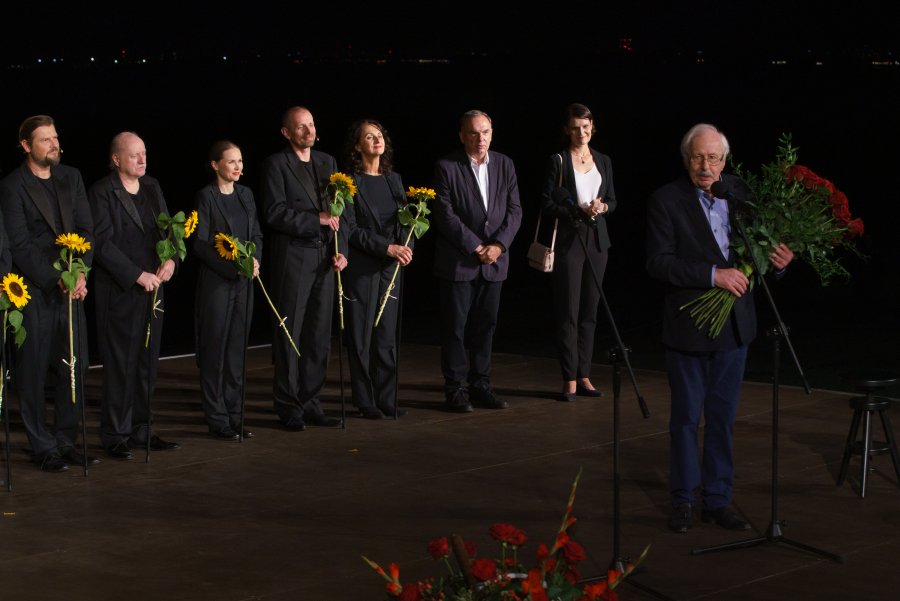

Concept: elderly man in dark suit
[[261, 106, 347, 431], [89, 131, 182, 460], [646, 123, 794, 533], [0, 115, 95, 472], [432, 109, 522, 412]]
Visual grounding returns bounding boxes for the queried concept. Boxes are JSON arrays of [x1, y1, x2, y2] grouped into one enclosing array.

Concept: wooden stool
[[837, 371, 900, 498]]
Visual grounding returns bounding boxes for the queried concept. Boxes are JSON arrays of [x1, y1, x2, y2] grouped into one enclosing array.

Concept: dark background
[[1, 2, 897, 393]]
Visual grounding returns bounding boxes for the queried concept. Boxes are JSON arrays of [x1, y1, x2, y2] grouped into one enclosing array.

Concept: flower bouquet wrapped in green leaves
[[682, 133, 865, 338]]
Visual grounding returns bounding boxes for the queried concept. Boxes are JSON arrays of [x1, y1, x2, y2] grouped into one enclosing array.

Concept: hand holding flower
[[387, 244, 412, 266], [714, 266, 750, 297], [156, 258, 176, 282], [768, 242, 794, 271]]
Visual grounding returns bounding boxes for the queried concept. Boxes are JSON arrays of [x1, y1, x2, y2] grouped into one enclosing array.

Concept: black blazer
[[646, 174, 756, 352], [344, 171, 409, 277], [0, 163, 93, 294], [192, 182, 264, 281], [89, 172, 172, 291], [540, 149, 616, 252]]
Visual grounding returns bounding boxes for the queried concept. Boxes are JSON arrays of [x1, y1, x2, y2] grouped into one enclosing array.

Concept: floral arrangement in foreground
[[53, 232, 91, 404], [146, 209, 198, 345], [214, 232, 300, 359], [363, 469, 648, 601], [325, 172, 356, 330], [374, 186, 434, 327], [683, 133, 865, 338], [0, 272, 30, 415]]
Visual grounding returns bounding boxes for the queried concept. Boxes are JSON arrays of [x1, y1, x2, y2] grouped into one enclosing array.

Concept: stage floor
[[1, 343, 898, 600]]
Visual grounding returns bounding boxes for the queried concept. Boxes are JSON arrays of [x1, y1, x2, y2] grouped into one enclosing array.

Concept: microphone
[[709, 180, 735, 201]]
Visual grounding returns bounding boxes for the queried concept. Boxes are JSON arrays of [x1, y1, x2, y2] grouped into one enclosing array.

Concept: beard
[[33, 150, 61, 167]]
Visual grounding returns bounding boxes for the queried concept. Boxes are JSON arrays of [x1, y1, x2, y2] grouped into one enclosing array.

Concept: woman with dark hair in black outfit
[[342, 119, 412, 419], [540, 103, 618, 402], [193, 140, 263, 439]]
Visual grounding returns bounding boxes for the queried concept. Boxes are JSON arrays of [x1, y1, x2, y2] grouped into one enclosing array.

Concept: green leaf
[[14, 323, 26, 347], [413, 218, 430, 239], [61, 271, 76, 292], [8, 309, 23, 329], [156, 239, 176, 263]]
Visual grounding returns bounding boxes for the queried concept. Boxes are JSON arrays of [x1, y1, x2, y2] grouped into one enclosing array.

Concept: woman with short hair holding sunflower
[[192, 140, 263, 440]]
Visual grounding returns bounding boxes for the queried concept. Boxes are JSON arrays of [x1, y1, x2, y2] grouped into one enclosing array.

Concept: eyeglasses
[[690, 153, 724, 166]]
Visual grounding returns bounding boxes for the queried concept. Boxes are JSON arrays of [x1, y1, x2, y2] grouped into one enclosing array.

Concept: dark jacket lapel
[[112, 184, 144, 232], [21, 169, 59, 235], [286, 150, 321, 211]]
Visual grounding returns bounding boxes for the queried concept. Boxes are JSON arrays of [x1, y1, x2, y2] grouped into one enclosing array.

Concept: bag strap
[[534, 154, 563, 248]]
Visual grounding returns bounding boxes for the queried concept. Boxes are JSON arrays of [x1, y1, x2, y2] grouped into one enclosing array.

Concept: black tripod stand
[[691, 197, 844, 563], [560, 209, 674, 600]]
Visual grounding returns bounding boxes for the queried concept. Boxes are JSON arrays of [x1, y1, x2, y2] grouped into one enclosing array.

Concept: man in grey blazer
[[261, 106, 347, 430], [432, 110, 522, 412]]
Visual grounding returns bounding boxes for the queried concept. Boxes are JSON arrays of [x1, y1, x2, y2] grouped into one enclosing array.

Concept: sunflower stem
[[374, 227, 415, 328], [335, 235, 344, 331], [67, 292, 76, 405], [144, 287, 160, 348], [255, 276, 301, 359]]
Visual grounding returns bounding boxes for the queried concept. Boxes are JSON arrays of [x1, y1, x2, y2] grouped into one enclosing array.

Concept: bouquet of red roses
[[683, 133, 865, 339]]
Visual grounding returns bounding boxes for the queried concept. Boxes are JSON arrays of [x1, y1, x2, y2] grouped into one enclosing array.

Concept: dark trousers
[[197, 277, 252, 433], [14, 288, 87, 458], [439, 277, 502, 394], [666, 343, 748, 510], [345, 268, 399, 411], [272, 250, 333, 423], [98, 285, 162, 448], [552, 226, 608, 381]]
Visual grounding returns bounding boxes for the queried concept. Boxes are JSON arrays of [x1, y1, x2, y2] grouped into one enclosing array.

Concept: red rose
[[464, 539, 478, 558], [562, 540, 586, 564], [489, 522, 526, 545], [397, 583, 421, 601], [471, 558, 498, 581], [535, 542, 550, 562], [427, 537, 449, 559], [846, 218, 864, 238]]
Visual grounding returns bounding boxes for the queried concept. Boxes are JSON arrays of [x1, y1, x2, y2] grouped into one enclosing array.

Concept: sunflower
[[329, 171, 358, 197], [1, 272, 30, 309], [184, 210, 199, 238], [214, 233, 238, 260], [55, 232, 91, 253], [406, 186, 436, 202]]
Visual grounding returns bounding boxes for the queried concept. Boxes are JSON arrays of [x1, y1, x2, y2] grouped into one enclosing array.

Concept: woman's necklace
[[572, 148, 589, 164]]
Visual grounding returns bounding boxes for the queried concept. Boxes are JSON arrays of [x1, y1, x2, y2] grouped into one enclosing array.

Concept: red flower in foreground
[[489, 522, 527, 546], [397, 583, 420, 601], [471, 558, 498, 582], [427, 537, 449, 559], [562, 540, 586, 564]]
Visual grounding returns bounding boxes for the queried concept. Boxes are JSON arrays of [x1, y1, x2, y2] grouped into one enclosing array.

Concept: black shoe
[[358, 407, 384, 420], [61, 449, 101, 465], [211, 429, 240, 441], [576, 384, 604, 398], [106, 441, 134, 461], [379, 406, 408, 417], [282, 418, 306, 432], [444, 388, 473, 413], [668, 503, 692, 533], [36, 453, 69, 473], [701, 506, 750, 530], [559, 391, 577, 402], [308, 413, 341, 427], [239, 430, 254, 439], [470, 387, 509, 409], [131, 435, 181, 451]]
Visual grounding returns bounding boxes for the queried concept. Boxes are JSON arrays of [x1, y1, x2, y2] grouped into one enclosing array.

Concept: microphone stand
[[75, 300, 89, 476], [564, 212, 671, 601], [238, 276, 252, 441], [690, 204, 843, 563]]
